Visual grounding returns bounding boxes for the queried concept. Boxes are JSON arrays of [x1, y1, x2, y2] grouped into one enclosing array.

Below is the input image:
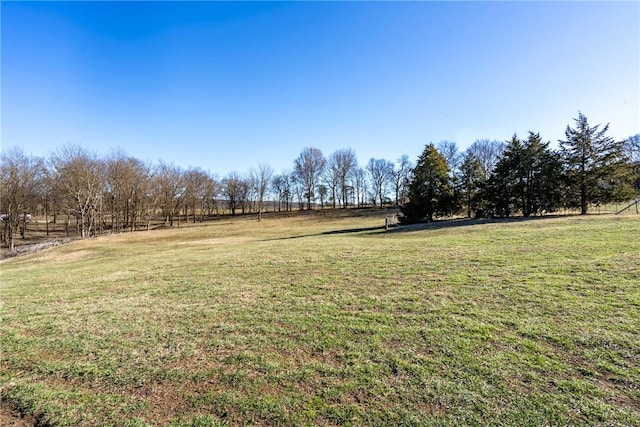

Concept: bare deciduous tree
[[106, 151, 149, 232], [466, 139, 505, 178], [271, 171, 292, 212], [329, 148, 358, 208], [437, 140, 462, 176], [352, 167, 368, 207], [392, 155, 412, 206], [250, 163, 274, 221], [1, 147, 45, 251], [366, 158, 394, 207], [184, 167, 211, 223], [129, 160, 151, 231], [37, 163, 56, 236], [238, 176, 252, 215], [293, 147, 326, 210], [52, 145, 106, 238], [323, 155, 341, 209], [317, 184, 328, 208], [202, 173, 220, 217], [624, 134, 640, 191], [152, 161, 185, 226], [223, 171, 242, 216]]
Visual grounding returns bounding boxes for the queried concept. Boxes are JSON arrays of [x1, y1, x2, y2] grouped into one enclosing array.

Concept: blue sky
[[2, 1, 639, 176]]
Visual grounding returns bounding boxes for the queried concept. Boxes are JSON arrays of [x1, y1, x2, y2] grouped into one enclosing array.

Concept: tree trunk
[[2, 220, 7, 246], [9, 225, 15, 252], [20, 212, 26, 239]]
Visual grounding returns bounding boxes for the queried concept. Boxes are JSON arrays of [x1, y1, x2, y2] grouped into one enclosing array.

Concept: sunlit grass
[[1, 210, 639, 425]]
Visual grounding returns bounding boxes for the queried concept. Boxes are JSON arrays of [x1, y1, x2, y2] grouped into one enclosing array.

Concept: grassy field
[[1, 209, 639, 426]]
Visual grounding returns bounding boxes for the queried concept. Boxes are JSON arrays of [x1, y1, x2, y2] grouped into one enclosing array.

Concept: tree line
[[402, 113, 639, 223], [0, 143, 414, 252], [1, 112, 639, 251]]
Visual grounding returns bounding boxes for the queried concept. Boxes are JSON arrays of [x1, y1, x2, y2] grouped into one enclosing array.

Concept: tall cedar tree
[[401, 144, 455, 223], [459, 152, 486, 218], [560, 113, 634, 214], [521, 133, 564, 216], [484, 133, 563, 217], [483, 138, 519, 218]]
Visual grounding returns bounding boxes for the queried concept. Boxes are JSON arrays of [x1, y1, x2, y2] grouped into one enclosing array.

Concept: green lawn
[[1, 210, 639, 426]]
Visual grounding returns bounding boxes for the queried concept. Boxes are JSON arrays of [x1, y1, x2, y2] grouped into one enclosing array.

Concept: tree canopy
[[401, 144, 455, 223], [560, 112, 634, 214]]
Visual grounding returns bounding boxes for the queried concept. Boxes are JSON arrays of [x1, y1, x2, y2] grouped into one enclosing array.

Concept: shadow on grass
[[265, 215, 571, 241], [389, 215, 569, 234], [265, 226, 386, 241]]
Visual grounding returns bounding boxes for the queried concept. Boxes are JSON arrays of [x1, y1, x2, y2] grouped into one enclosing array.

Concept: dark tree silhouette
[[401, 144, 455, 223], [560, 112, 634, 214]]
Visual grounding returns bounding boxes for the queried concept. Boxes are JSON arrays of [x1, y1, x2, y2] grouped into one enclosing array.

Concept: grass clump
[[1, 210, 639, 425]]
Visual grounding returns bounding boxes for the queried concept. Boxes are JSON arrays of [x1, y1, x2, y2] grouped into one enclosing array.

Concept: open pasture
[[1, 210, 639, 426]]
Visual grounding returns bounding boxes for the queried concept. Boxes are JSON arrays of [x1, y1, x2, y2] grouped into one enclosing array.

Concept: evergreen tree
[[459, 152, 486, 218], [401, 144, 455, 223], [483, 133, 563, 217], [560, 113, 634, 214], [523, 133, 564, 216], [483, 136, 521, 217]]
